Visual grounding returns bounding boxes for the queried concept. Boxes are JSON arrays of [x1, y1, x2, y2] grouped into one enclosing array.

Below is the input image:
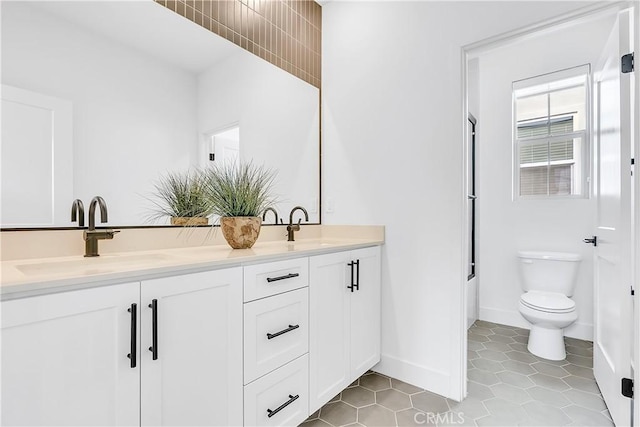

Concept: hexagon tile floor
[[300, 320, 613, 427]]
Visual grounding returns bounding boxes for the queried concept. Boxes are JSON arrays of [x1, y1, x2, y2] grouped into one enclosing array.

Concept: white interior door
[[215, 135, 240, 166], [209, 126, 240, 168], [1, 85, 73, 227], [593, 9, 634, 426]]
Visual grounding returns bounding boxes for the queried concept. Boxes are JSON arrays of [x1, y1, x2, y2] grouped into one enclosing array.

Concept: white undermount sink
[[283, 241, 339, 250], [16, 253, 173, 277], [253, 239, 341, 250]]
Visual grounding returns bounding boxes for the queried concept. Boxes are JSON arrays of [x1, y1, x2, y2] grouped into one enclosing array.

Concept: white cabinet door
[[309, 251, 351, 413], [309, 247, 382, 412], [140, 268, 243, 427], [1, 282, 140, 426], [349, 246, 381, 377]]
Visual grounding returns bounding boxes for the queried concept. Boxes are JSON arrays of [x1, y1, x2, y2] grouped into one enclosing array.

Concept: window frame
[[512, 65, 591, 200]]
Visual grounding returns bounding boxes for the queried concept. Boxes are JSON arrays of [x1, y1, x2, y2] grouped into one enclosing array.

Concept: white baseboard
[[373, 354, 453, 400], [479, 307, 593, 341]]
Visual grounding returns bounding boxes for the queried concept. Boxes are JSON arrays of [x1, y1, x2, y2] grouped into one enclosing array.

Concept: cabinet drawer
[[244, 288, 309, 383], [244, 257, 308, 302], [244, 354, 309, 427]]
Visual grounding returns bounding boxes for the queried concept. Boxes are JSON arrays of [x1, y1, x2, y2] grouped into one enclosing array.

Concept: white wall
[[476, 15, 615, 341], [1, 2, 198, 225], [197, 51, 321, 222], [322, 0, 598, 399]]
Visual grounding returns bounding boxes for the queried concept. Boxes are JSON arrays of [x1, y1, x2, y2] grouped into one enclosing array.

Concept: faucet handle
[[71, 199, 85, 227]]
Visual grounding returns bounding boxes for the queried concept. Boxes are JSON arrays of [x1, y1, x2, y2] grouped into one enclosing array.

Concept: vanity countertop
[[1, 237, 383, 299]]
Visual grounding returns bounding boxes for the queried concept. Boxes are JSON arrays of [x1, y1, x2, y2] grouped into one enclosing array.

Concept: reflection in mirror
[[1, 1, 320, 228], [209, 127, 240, 167], [1, 86, 73, 226]]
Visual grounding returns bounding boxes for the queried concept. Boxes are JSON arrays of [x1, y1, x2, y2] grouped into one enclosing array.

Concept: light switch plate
[[325, 198, 335, 213]]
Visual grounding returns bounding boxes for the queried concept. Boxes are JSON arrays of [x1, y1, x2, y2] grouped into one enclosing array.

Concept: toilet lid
[[520, 291, 575, 313]]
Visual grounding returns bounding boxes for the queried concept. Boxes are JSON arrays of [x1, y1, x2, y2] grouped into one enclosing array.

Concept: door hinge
[[632, 158, 636, 165], [622, 378, 634, 398], [622, 53, 634, 73], [631, 286, 635, 296]]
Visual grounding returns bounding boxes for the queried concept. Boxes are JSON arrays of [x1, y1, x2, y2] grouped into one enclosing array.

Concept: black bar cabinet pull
[[347, 261, 356, 292], [127, 303, 137, 368], [148, 299, 158, 360], [266, 273, 300, 283], [355, 259, 360, 291], [267, 324, 300, 340], [267, 394, 299, 418]]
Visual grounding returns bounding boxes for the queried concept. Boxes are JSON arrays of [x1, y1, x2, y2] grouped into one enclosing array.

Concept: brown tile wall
[[155, 0, 321, 88]]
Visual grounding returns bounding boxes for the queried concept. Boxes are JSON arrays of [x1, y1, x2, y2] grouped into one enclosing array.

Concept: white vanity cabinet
[[1, 241, 383, 427], [242, 257, 310, 427], [1, 267, 243, 427], [140, 268, 243, 427], [308, 246, 381, 413], [1, 282, 141, 426]]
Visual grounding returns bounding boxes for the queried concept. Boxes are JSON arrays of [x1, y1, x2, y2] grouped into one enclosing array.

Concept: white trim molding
[[374, 354, 454, 402]]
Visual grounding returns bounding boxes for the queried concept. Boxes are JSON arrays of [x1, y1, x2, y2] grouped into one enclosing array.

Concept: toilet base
[[527, 325, 566, 360]]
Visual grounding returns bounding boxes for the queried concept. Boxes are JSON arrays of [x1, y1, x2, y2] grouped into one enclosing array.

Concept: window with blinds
[[513, 66, 589, 198]]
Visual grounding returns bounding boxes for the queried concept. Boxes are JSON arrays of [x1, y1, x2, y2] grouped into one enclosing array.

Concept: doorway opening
[[461, 3, 636, 425], [205, 125, 240, 168]]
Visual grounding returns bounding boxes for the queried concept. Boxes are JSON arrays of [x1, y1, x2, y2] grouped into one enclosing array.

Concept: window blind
[[517, 118, 575, 196], [513, 65, 589, 198]]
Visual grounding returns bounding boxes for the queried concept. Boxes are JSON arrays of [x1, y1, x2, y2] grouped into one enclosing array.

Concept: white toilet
[[517, 251, 581, 360]]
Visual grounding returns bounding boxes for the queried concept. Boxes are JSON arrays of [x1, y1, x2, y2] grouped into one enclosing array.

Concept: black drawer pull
[[267, 324, 300, 340], [347, 261, 354, 292], [347, 260, 360, 292], [148, 299, 158, 360], [127, 303, 137, 369], [267, 394, 299, 418], [266, 273, 299, 283]]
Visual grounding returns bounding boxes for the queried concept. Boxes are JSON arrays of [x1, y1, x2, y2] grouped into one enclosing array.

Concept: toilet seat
[[520, 291, 575, 313]]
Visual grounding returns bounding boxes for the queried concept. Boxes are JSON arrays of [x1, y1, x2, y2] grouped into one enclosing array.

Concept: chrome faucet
[[83, 196, 119, 257], [262, 207, 281, 225], [287, 206, 309, 242], [71, 199, 85, 227]]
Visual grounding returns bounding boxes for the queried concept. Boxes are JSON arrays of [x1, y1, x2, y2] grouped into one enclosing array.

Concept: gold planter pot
[[220, 216, 262, 249], [171, 217, 209, 226]]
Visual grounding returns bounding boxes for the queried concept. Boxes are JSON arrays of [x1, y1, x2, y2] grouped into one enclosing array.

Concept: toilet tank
[[517, 251, 582, 296]]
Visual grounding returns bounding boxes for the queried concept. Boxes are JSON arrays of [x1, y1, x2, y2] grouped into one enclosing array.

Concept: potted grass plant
[[147, 169, 212, 226], [203, 160, 276, 249]]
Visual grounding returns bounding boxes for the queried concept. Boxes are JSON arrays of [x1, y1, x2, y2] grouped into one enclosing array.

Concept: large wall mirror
[[1, 1, 320, 228]]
